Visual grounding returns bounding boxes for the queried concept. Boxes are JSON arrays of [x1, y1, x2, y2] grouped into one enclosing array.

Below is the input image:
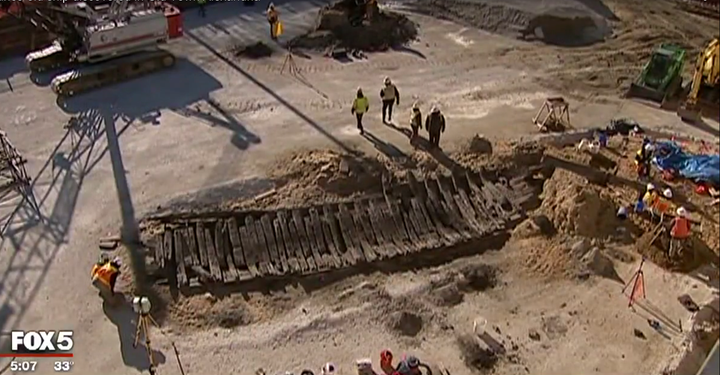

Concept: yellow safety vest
[[353, 97, 369, 114], [381, 85, 396, 100], [91, 263, 118, 287]]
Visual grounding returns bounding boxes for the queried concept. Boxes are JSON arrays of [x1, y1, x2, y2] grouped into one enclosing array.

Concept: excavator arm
[[678, 38, 720, 122]]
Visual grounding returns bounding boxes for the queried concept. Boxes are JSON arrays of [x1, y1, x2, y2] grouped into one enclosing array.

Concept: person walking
[[267, 3, 279, 40], [425, 106, 445, 148], [352, 87, 369, 134], [197, 0, 207, 17], [379, 77, 399, 124], [409, 103, 422, 146]]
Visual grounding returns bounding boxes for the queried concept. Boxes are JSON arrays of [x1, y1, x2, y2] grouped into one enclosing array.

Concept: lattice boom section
[[146, 172, 529, 287]]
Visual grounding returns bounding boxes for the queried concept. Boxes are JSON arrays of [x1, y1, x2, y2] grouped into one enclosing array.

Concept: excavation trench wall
[[143, 171, 536, 292]]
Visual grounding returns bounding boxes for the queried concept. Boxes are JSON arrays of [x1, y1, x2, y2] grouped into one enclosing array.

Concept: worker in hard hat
[[91, 254, 121, 301], [669, 206, 692, 258], [409, 103, 422, 146], [267, 3, 280, 40], [380, 77, 400, 124], [395, 355, 422, 375], [197, 0, 206, 17], [352, 87, 369, 134], [425, 106, 446, 148], [635, 142, 655, 179], [380, 349, 394, 375]]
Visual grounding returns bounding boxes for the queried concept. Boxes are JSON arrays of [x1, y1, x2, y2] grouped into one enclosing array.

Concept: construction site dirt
[[1, 0, 719, 375]]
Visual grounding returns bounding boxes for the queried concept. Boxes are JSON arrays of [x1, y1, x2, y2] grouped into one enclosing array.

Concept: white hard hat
[[663, 188, 673, 199], [676, 207, 687, 217], [384, 77, 391, 84], [412, 101, 419, 109], [646, 183, 656, 191], [644, 143, 655, 152], [431, 106, 440, 113]]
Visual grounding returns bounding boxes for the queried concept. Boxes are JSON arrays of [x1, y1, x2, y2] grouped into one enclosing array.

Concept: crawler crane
[[21, 0, 181, 97]]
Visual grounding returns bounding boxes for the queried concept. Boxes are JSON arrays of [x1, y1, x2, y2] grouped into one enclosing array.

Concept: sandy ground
[[0, 0, 718, 374]]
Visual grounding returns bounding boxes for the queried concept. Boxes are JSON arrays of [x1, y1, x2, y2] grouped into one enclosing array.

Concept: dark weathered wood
[[377, 200, 407, 255], [404, 199, 426, 249], [356, 202, 378, 247], [173, 230, 188, 286], [190, 265, 213, 281], [434, 178, 472, 239], [163, 231, 173, 264], [411, 197, 441, 248], [253, 220, 275, 275], [310, 208, 334, 268], [337, 204, 364, 265], [351, 205, 377, 262], [214, 221, 229, 270], [278, 210, 304, 272], [304, 216, 326, 269], [370, 199, 399, 258], [154, 234, 164, 269], [364, 200, 390, 258], [464, 172, 502, 231], [260, 215, 282, 273], [420, 186, 457, 245], [323, 205, 345, 268], [456, 189, 487, 235], [239, 223, 260, 277], [203, 227, 222, 281], [195, 222, 209, 267], [272, 217, 291, 273], [292, 210, 316, 271], [227, 218, 246, 268], [288, 215, 313, 272], [400, 204, 421, 250], [183, 227, 200, 266], [387, 200, 411, 254]]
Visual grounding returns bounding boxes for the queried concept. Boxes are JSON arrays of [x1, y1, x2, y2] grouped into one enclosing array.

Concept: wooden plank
[[163, 231, 173, 265], [278, 210, 304, 273], [370, 199, 399, 258], [289, 215, 314, 272], [195, 222, 209, 268], [400, 203, 421, 251], [387, 200, 411, 254], [203, 227, 223, 281], [464, 173, 502, 231], [457, 189, 488, 235], [183, 227, 200, 266], [260, 214, 283, 274], [239, 223, 260, 277], [173, 230, 188, 286], [434, 178, 472, 239], [377, 201, 408, 255], [411, 197, 441, 248], [352, 204, 377, 262], [218, 222, 237, 282], [304, 216, 327, 269], [254, 220, 276, 275], [214, 221, 229, 270], [292, 210, 316, 271], [364, 200, 391, 259], [404, 199, 426, 250], [226, 218, 252, 280], [337, 204, 364, 265], [153, 234, 164, 269], [323, 205, 345, 268], [311, 208, 337, 268], [244, 216, 265, 275], [420, 186, 456, 246], [272, 217, 291, 273]]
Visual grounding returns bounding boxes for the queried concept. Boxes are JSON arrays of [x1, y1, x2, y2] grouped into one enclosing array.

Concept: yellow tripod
[[134, 311, 159, 375]]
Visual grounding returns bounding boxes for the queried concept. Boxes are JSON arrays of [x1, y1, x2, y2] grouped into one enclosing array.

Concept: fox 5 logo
[[11, 331, 74, 353]]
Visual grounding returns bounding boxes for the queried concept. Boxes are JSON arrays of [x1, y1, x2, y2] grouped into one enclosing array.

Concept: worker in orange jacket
[[91, 254, 121, 300], [669, 206, 691, 258]]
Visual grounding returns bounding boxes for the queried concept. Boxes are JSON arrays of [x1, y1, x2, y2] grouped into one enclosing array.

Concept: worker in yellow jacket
[[91, 254, 121, 301], [352, 87, 369, 134], [267, 3, 280, 40]]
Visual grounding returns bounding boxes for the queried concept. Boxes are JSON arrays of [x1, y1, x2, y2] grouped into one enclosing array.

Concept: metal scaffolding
[[0, 130, 40, 237]]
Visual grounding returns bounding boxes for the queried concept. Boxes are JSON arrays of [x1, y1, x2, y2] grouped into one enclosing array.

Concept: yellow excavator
[[677, 38, 720, 123]]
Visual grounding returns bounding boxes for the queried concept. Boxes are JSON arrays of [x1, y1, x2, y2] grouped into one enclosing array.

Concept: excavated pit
[[291, 0, 418, 51], [410, 0, 612, 47]]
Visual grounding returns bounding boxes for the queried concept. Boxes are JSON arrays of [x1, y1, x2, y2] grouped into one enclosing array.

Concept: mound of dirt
[[387, 311, 424, 337], [456, 333, 499, 371], [411, 0, 610, 46], [233, 42, 273, 59], [457, 263, 498, 291], [292, 0, 418, 51], [460, 134, 493, 155], [538, 169, 619, 238], [430, 283, 464, 307]]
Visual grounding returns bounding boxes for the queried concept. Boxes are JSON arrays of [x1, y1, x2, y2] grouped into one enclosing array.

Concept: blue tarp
[[653, 141, 720, 186]]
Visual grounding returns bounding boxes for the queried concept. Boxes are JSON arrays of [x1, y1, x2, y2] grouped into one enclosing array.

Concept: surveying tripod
[[134, 311, 160, 374]]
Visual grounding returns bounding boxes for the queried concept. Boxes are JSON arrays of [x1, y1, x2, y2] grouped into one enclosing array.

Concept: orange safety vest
[[91, 263, 118, 287], [652, 197, 672, 215], [671, 217, 691, 239]]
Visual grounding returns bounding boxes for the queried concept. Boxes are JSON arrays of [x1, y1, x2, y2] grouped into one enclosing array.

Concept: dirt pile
[[456, 333, 500, 371], [233, 42, 273, 59], [410, 0, 610, 46], [292, 0, 418, 51]]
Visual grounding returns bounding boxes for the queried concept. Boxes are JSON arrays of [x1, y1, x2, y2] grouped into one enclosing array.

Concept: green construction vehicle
[[626, 44, 687, 106]]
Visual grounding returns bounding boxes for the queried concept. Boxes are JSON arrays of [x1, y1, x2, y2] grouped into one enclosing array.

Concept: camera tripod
[[134, 312, 160, 375]]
